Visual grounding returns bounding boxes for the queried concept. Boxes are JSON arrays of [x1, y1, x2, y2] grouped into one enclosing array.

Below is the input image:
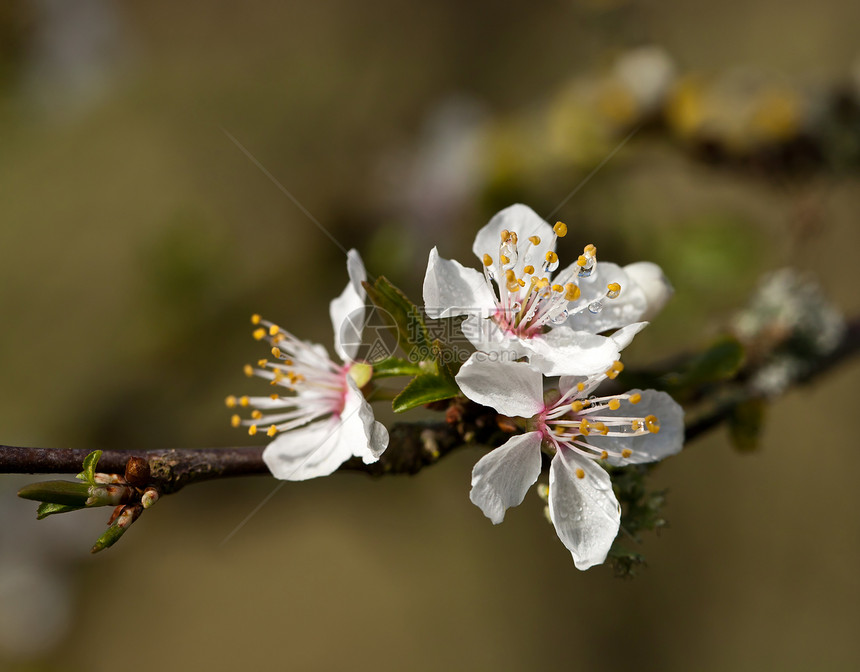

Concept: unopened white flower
[[456, 357, 683, 570], [423, 204, 663, 376], [227, 250, 389, 481]]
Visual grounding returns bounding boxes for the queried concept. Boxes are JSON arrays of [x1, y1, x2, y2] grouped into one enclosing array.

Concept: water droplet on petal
[[587, 301, 603, 314], [551, 309, 569, 324]]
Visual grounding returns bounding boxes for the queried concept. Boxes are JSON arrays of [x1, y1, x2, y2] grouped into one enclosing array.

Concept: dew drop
[[551, 309, 569, 324], [587, 301, 603, 314], [500, 241, 518, 267], [545, 259, 559, 273]]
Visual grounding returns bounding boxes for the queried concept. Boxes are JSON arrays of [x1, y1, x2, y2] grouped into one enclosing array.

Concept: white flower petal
[[458, 312, 506, 352], [472, 204, 555, 277], [549, 448, 620, 570], [330, 250, 368, 363], [525, 327, 620, 376], [469, 432, 543, 524], [624, 261, 673, 321], [586, 389, 685, 465], [423, 247, 495, 319], [262, 416, 345, 481], [610, 321, 648, 351], [456, 356, 545, 417], [344, 376, 389, 462], [261, 378, 388, 480], [566, 262, 648, 334]]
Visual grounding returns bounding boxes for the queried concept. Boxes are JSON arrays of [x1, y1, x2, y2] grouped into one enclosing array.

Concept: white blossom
[[423, 204, 667, 376], [456, 357, 683, 570], [227, 250, 389, 481]]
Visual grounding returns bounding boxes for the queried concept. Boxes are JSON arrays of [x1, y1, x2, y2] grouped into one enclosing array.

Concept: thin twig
[[2, 316, 860, 490]]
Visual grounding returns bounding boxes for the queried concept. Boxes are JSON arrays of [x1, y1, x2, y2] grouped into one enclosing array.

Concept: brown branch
[[0, 402, 501, 494], [683, 314, 860, 443], [3, 316, 860, 492]]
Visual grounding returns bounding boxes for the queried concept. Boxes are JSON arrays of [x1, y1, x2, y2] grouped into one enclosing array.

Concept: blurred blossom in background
[[1, 0, 860, 670]]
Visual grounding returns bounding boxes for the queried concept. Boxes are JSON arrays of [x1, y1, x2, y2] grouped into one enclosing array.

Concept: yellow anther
[[523, 264, 535, 274], [545, 251, 558, 265], [600, 450, 609, 460], [243, 364, 254, 377], [269, 393, 279, 400], [581, 399, 591, 408], [606, 282, 621, 299], [584, 244, 596, 255], [257, 359, 267, 367], [571, 400, 585, 412], [592, 422, 607, 435], [574, 468, 585, 479], [240, 396, 250, 407], [553, 221, 568, 237], [608, 399, 621, 411], [577, 382, 586, 392], [536, 277, 550, 290], [230, 414, 241, 428], [251, 314, 261, 325], [518, 278, 525, 287], [632, 420, 642, 431], [271, 347, 282, 359], [529, 275, 539, 285], [272, 332, 285, 343], [505, 269, 516, 281], [500, 254, 510, 265], [577, 255, 588, 267], [552, 284, 564, 293], [506, 281, 520, 293], [500, 229, 511, 242], [645, 415, 660, 434], [251, 409, 263, 420], [529, 235, 541, 245], [248, 425, 258, 436], [267, 425, 278, 437], [225, 395, 237, 408], [268, 324, 280, 336], [482, 253, 493, 267], [629, 393, 642, 404], [612, 361, 624, 373], [578, 419, 590, 436], [510, 232, 518, 244], [253, 328, 266, 341], [555, 425, 565, 435], [621, 449, 633, 458], [564, 283, 581, 301]]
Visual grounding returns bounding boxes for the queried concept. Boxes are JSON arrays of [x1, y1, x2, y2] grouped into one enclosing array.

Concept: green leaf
[[670, 337, 745, 389], [363, 277, 432, 358], [18, 480, 91, 506], [371, 356, 423, 379], [36, 502, 85, 520], [76, 450, 103, 484], [729, 397, 767, 452], [90, 506, 142, 553], [392, 373, 460, 413], [91, 521, 130, 554]]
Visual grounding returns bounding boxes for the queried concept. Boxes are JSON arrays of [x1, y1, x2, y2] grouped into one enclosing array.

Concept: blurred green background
[[1, 0, 860, 670]]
